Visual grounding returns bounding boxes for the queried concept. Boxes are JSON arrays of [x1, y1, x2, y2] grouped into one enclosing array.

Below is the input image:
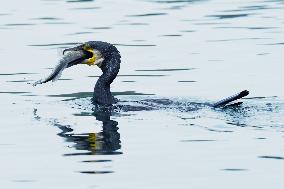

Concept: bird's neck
[[93, 52, 120, 106]]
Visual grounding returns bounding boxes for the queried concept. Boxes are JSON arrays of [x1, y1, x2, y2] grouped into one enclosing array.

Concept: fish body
[[33, 51, 85, 86]]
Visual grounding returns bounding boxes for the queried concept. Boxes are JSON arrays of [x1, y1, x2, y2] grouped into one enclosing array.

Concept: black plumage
[[85, 41, 121, 105]]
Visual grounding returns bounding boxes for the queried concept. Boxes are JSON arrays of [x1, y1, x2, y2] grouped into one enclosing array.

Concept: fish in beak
[[33, 43, 104, 86]]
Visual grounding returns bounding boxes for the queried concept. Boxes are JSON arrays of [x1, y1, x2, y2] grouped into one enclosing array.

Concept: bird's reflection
[[34, 106, 122, 156]]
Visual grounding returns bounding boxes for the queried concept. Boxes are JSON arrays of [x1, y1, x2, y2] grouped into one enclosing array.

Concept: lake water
[[0, 0, 284, 188]]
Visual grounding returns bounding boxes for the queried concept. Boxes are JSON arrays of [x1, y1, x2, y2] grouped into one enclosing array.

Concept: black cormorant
[[34, 41, 249, 107]]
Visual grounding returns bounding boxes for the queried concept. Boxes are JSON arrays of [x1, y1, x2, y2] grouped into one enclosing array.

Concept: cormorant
[[34, 41, 249, 107]]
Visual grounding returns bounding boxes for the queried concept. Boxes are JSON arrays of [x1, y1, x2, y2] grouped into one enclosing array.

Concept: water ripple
[[259, 156, 284, 160], [127, 13, 167, 17], [207, 13, 251, 19]]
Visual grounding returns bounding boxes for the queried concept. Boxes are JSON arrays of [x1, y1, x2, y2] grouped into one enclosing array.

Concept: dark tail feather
[[212, 90, 249, 108]]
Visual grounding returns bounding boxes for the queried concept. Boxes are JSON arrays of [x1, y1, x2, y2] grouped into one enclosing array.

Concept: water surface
[[0, 0, 284, 188]]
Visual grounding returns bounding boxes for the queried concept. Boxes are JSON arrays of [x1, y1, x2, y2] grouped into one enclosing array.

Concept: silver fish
[[33, 51, 85, 86]]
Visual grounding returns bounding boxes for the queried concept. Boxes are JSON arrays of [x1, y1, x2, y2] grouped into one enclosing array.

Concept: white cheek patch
[[93, 50, 104, 67], [95, 58, 104, 67]]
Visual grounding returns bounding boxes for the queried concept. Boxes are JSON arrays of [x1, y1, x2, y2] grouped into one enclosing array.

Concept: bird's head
[[33, 41, 121, 105], [63, 42, 104, 68]]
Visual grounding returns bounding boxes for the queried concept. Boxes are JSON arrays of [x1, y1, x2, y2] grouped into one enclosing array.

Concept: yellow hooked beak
[[83, 45, 97, 66]]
